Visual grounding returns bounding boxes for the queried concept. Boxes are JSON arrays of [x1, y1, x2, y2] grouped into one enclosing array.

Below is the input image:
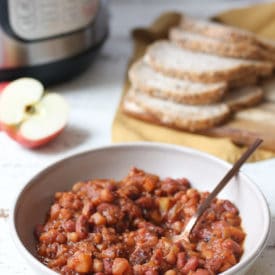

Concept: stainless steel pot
[[0, 0, 109, 84]]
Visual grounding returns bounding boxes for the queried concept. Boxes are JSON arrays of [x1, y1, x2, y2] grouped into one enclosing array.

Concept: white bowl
[[10, 143, 271, 275]]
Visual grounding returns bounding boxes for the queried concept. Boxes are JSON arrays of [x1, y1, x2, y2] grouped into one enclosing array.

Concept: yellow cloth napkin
[[112, 5, 275, 163]]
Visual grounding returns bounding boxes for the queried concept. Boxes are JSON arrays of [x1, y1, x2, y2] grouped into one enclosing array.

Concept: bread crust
[[180, 16, 259, 44], [123, 97, 230, 132], [123, 89, 231, 132], [129, 60, 227, 105], [123, 85, 264, 131], [145, 41, 273, 83], [180, 16, 275, 57], [169, 27, 275, 62], [225, 86, 264, 111]]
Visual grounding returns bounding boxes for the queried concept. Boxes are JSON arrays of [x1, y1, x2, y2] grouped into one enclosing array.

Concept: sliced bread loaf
[[129, 59, 227, 104], [144, 41, 273, 83], [169, 27, 274, 61], [124, 88, 230, 131]]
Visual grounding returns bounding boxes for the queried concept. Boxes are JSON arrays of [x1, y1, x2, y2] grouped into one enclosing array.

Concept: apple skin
[[0, 120, 65, 148], [0, 82, 10, 93], [0, 82, 10, 131]]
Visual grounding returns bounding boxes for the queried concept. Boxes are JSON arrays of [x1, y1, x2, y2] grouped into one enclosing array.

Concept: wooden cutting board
[[203, 100, 275, 152]]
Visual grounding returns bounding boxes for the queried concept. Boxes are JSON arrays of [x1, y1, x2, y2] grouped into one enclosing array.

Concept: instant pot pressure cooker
[[0, 0, 108, 84]]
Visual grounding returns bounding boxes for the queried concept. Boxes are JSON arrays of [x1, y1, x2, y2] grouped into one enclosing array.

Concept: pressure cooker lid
[[4, 0, 100, 41]]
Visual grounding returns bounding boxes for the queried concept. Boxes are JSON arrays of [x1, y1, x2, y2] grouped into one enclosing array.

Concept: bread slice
[[169, 27, 274, 61], [224, 86, 263, 111], [229, 74, 258, 88], [179, 15, 275, 56], [145, 41, 273, 83], [179, 15, 259, 45], [123, 88, 230, 131], [262, 77, 275, 102], [129, 59, 227, 104], [123, 85, 263, 131]]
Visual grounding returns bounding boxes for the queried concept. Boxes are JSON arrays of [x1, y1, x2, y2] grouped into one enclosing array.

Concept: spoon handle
[[174, 138, 263, 242]]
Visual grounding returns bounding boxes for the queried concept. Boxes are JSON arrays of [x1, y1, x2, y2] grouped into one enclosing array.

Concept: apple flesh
[[0, 78, 69, 148]]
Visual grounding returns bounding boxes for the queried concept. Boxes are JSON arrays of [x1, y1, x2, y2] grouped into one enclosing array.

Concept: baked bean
[[165, 249, 177, 265], [93, 259, 103, 272], [100, 189, 114, 202], [171, 221, 184, 234], [59, 208, 72, 220], [36, 168, 245, 274], [222, 239, 243, 256], [67, 232, 78, 242], [55, 233, 66, 244], [67, 252, 92, 273], [72, 181, 85, 192], [63, 220, 75, 232], [39, 229, 58, 244], [112, 258, 131, 275], [89, 212, 107, 225]]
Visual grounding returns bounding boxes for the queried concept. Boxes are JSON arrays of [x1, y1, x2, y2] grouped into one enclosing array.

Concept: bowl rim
[[9, 142, 271, 275]]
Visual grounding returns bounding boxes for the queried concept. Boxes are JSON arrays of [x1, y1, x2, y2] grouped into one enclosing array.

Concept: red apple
[[0, 78, 69, 148], [0, 82, 10, 131]]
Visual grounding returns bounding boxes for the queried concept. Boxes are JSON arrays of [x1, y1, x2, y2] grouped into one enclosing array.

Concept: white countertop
[[0, 0, 274, 274]]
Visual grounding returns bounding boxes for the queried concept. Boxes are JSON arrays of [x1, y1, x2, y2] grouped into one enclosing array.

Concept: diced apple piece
[[159, 197, 171, 213]]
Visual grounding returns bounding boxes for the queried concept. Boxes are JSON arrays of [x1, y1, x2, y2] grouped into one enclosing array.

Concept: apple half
[[0, 78, 69, 148]]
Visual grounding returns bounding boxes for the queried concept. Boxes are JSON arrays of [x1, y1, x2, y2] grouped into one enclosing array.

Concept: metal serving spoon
[[173, 138, 263, 243]]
